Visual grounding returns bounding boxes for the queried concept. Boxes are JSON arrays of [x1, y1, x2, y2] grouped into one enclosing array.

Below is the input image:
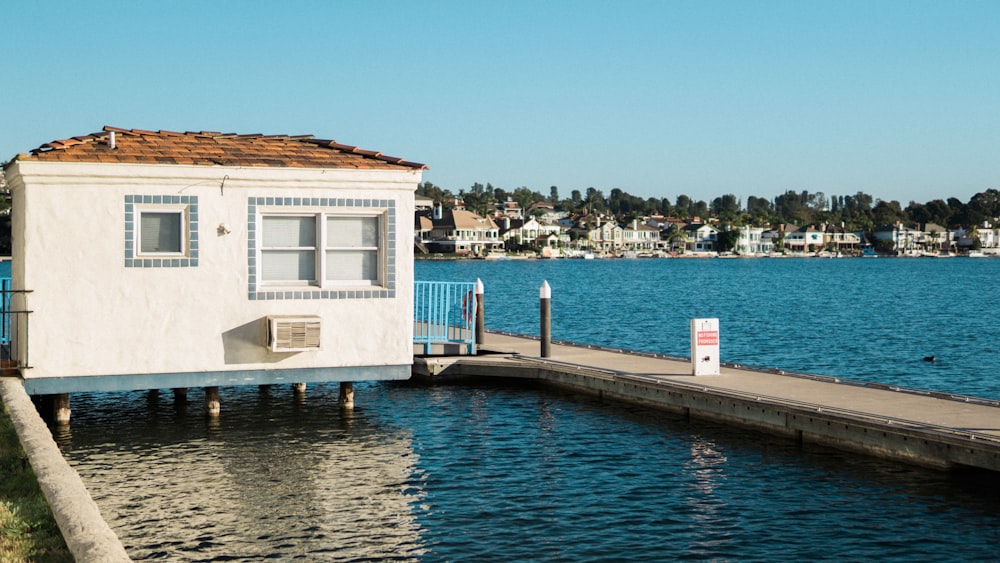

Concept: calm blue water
[[417, 257, 1000, 400], [51, 257, 1000, 561]]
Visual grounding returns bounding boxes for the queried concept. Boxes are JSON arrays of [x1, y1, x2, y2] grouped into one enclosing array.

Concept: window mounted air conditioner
[[266, 316, 321, 352]]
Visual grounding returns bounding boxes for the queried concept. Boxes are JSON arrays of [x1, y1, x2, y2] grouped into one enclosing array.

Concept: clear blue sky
[[3, 1, 998, 206]]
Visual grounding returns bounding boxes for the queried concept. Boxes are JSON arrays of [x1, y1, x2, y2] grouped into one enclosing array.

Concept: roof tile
[[10, 126, 427, 171]]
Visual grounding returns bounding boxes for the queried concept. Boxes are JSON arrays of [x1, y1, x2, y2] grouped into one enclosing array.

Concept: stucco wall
[[7, 161, 420, 385]]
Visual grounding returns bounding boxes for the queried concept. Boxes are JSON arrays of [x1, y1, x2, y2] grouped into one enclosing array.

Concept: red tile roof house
[[3, 126, 426, 418]]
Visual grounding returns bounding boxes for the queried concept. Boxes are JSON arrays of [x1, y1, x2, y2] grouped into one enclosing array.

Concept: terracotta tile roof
[[8, 125, 427, 170]]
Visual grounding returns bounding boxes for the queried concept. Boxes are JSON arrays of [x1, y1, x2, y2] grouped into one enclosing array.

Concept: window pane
[[327, 216, 378, 247], [140, 212, 182, 253], [325, 250, 377, 282], [263, 216, 315, 247], [262, 250, 315, 281]]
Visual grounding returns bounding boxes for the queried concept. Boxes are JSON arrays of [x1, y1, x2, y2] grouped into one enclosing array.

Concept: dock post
[[540, 280, 551, 358], [292, 382, 307, 395], [339, 382, 354, 410], [172, 388, 187, 403], [204, 386, 221, 416], [53, 393, 71, 425], [475, 278, 485, 351]]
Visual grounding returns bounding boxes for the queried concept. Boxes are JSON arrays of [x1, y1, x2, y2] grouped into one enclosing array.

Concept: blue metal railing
[[414, 281, 476, 355], [1, 277, 11, 345]]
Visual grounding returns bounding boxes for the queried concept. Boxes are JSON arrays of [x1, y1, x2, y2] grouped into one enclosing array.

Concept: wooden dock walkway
[[414, 331, 1000, 473]]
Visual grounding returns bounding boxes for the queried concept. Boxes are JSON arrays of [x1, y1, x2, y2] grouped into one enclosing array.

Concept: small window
[[138, 210, 184, 255]]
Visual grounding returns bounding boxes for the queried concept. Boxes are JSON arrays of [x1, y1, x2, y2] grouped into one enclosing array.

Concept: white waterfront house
[[734, 225, 771, 255], [3, 126, 425, 397]]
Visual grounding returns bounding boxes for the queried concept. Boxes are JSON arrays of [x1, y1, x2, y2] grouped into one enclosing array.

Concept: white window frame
[[136, 206, 188, 257], [259, 209, 387, 288]]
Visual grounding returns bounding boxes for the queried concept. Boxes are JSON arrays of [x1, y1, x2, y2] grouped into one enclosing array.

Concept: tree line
[[417, 181, 1000, 232]]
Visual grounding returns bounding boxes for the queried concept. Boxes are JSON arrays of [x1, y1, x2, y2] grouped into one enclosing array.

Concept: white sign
[[691, 318, 720, 376]]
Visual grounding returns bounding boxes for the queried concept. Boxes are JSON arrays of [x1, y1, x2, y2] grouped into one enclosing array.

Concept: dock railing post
[[540, 280, 551, 358], [475, 278, 485, 351]]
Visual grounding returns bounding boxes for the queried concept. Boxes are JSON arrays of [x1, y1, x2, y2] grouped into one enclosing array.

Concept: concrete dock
[[414, 331, 1000, 473]]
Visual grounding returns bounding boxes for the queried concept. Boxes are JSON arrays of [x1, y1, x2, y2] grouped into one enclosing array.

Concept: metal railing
[[0, 276, 31, 370], [414, 281, 476, 355]]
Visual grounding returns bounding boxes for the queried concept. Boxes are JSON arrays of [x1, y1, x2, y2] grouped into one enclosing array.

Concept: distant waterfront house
[[822, 224, 861, 253], [497, 197, 523, 219], [586, 219, 624, 251], [873, 223, 925, 255], [498, 216, 566, 251], [783, 225, 825, 253], [426, 208, 501, 255], [2, 126, 426, 394], [735, 226, 770, 255], [682, 223, 718, 253], [622, 220, 660, 251]]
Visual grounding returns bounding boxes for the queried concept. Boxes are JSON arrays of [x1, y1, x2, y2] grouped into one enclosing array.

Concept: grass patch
[[0, 397, 72, 562]]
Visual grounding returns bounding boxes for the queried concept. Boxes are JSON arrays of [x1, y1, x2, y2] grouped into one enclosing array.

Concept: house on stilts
[[2, 126, 426, 420]]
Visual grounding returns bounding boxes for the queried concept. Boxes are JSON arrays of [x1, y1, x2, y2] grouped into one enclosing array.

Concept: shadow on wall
[[222, 318, 288, 365]]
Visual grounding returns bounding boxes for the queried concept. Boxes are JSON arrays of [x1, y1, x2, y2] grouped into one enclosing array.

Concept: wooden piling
[[475, 278, 485, 350], [172, 388, 188, 403], [292, 382, 307, 395]]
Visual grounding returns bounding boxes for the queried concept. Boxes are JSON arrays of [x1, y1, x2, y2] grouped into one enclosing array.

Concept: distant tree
[[511, 186, 539, 213], [711, 194, 741, 223], [924, 199, 953, 226], [746, 195, 772, 225], [675, 195, 692, 218], [493, 185, 507, 203], [461, 182, 493, 216], [871, 199, 906, 226], [715, 228, 740, 252], [690, 200, 709, 219], [549, 185, 559, 205], [585, 187, 605, 212]]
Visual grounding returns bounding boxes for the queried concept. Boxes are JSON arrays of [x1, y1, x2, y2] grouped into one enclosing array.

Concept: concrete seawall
[[414, 333, 1000, 473], [0, 378, 131, 562]]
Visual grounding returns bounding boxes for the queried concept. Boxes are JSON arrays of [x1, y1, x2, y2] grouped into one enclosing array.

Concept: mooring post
[[475, 278, 485, 350], [204, 386, 221, 416], [172, 388, 188, 403], [339, 381, 354, 409], [540, 280, 551, 358], [53, 393, 71, 425]]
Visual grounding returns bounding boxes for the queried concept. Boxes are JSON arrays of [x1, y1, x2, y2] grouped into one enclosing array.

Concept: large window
[[261, 212, 384, 287]]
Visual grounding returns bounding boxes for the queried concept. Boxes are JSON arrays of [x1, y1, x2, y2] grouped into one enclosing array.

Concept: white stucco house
[[3, 126, 426, 396]]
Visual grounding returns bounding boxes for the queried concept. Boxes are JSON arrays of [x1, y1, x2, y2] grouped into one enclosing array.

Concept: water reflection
[[61, 385, 425, 561], [56, 381, 1000, 561]]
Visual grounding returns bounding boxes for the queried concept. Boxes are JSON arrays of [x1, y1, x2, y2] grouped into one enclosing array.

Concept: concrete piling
[[53, 393, 71, 425], [540, 280, 552, 358], [204, 386, 221, 416], [339, 382, 354, 409]]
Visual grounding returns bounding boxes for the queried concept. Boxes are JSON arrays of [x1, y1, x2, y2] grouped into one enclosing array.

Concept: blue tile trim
[[248, 196, 396, 300], [125, 195, 199, 268]]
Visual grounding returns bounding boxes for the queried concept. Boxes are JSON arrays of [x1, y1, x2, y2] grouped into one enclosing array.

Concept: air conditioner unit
[[266, 316, 321, 352]]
